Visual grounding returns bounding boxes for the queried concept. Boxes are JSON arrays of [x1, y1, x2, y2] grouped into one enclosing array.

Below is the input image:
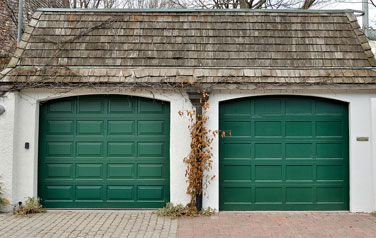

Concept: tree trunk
[[301, 0, 315, 9], [62, 0, 70, 8], [239, 0, 248, 8]]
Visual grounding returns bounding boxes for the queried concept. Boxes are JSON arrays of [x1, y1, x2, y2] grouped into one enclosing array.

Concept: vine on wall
[[178, 91, 218, 209]]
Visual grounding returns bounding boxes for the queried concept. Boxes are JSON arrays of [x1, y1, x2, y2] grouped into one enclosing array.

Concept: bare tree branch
[[253, 0, 267, 8], [370, 0, 376, 8], [3, 0, 18, 25]]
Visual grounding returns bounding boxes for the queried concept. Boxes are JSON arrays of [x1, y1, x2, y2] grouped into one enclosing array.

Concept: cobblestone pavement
[[0, 210, 177, 238], [177, 212, 376, 238], [2, 211, 376, 238]]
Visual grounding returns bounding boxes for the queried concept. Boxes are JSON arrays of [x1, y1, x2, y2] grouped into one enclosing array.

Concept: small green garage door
[[219, 96, 349, 210], [38, 95, 170, 208]]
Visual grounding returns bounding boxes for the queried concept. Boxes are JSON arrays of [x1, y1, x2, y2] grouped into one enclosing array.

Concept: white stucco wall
[[369, 41, 376, 55], [371, 98, 376, 210], [0, 93, 18, 211], [1, 88, 376, 213], [204, 90, 376, 213]]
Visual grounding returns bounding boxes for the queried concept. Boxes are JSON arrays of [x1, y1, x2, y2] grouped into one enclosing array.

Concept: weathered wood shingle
[[16, 10, 373, 68], [1, 9, 376, 88]]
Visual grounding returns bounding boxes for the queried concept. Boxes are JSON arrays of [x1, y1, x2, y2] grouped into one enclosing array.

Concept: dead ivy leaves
[[179, 93, 217, 208], [178, 89, 233, 210], [154, 202, 216, 219]]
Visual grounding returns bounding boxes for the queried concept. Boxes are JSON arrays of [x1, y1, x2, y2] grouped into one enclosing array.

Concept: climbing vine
[[178, 91, 217, 209]]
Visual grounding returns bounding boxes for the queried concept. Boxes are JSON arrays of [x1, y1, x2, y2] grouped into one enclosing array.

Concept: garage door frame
[[219, 95, 349, 211], [38, 95, 170, 209]]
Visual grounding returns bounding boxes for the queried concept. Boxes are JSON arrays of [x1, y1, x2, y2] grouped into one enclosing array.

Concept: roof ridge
[[37, 8, 357, 14]]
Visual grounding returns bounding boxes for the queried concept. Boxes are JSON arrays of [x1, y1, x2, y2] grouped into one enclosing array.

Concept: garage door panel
[[221, 121, 251, 137], [76, 164, 103, 179], [286, 165, 313, 181], [138, 164, 164, 179], [316, 143, 343, 159], [317, 187, 344, 203], [138, 142, 164, 157], [47, 120, 74, 135], [285, 143, 313, 159], [39, 95, 170, 208], [254, 143, 282, 159], [285, 121, 312, 137], [286, 187, 313, 203], [76, 142, 104, 157], [78, 98, 105, 114], [107, 186, 134, 201], [138, 121, 166, 135], [255, 187, 283, 203], [77, 121, 104, 135], [75, 185, 104, 201], [223, 187, 252, 203], [315, 100, 344, 115], [222, 165, 252, 181], [107, 164, 134, 179], [47, 142, 74, 157], [220, 96, 348, 211], [255, 165, 282, 181], [107, 142, 135, 157], [108, 98, 135, 114], [45, 164, 74, 179], [137, 186, 164, 201], [316, 121, 342, 137], [254, 98, 282, 115], [45, 185, 73, 200], [255, 121, 282, 137], [223, 143, 251, 159], [285, 98, 313, 114], [221, 100, 251, 116], [108, 121, 135, 135], [138, 99, 165, 114], [47, 99, 75, 114], [316, 165, 344, 181]]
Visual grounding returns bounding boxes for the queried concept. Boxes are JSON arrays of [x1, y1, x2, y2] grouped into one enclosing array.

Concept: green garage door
[[219, 96, 349, 210], [38, 95, 170, 208]]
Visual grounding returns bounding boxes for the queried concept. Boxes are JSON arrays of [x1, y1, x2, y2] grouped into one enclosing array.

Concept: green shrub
[[154, 202, 215, 219], [13, 197, 46, 216]]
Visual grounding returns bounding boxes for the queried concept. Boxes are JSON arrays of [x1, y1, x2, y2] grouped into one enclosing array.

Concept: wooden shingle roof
[[1, 9, 376, 91]]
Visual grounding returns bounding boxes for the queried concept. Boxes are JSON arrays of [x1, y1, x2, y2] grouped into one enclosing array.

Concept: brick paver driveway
[[0, 210, 176, 238], [177, 212, 376, 238], [1, 211, 376, 238]]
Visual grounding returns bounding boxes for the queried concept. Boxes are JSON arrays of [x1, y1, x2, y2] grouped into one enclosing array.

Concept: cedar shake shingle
[[15, 10, 373, 68], [1, 9, 376, 88]]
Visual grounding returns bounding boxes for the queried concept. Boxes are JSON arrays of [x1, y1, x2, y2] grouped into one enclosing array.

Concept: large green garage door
[[38, 95, 170, 208], [219, 96, 349, 210]]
